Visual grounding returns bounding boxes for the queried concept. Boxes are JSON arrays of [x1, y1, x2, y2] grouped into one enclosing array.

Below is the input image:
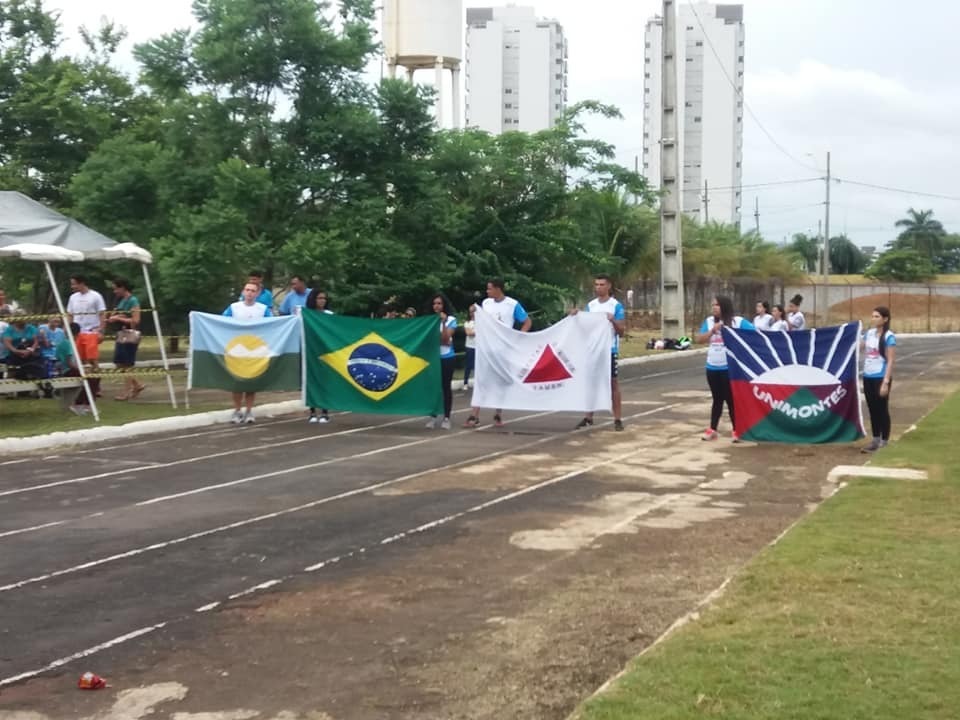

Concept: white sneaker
[[243, 410, 255, 424], [308, 415, 319, 424], [440, 417, 451, 430], [230, 409, 243, 424], [425, 417, 438, 429], [69, 405, 90, 416], [318, 415, 330, 424]]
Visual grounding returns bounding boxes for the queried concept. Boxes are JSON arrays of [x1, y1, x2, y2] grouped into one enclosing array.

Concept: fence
[[625, 277, 960, 334]]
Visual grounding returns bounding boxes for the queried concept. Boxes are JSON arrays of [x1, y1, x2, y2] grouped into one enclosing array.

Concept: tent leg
[[45, 262, 99, 422], [141, 265, 177, 409]]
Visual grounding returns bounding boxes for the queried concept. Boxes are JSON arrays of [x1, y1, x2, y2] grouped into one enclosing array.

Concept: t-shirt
[[440, 315, 457, 359], [863, 327, 896, 379], [3, 323, 38, 350], [279, 289, 310, 316], [700, 316, 754, 370], [788, 311, 806, 331], [753, 313, 773, 330], [38, 324, 66, 359], [67, 289, 107, 332], [481, 296, 528, 328], [55, 336, 75, 371], [463, 320, 476, 349], [223, 301, 272, 319], [585, 296, 626, 354], [239, 288, 274, 309], [769, 319, 788, 332]]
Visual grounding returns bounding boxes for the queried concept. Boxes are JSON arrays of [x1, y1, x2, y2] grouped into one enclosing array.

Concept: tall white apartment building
[[643, 4, 744, 225], [465, 5, 568, 134]]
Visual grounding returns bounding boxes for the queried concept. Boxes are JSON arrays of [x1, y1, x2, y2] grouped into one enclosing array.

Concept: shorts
[[77, 332, 101, 362], [114, 341, 139, 367], [611, 353, 619, 378]]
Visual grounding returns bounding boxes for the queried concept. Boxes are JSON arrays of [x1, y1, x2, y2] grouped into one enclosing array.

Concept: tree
[[893, 208, 946, 260], [788, 233, 819, 273], [865, 248, 936, 282], [828, 234, 868, 275], [933, 234, 960, 274]]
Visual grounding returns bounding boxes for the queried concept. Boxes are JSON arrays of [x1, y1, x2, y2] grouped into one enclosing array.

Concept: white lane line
[[0, 520, 68, 539], [0, 404, 677, 686], [0, 458, 32, 467], [0, 408, 580, 593], [0, 622, 167, 688], [0, 413, 441, 499]]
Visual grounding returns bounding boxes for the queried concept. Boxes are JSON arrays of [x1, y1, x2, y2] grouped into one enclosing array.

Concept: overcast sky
[[54, 0, 960, 250]]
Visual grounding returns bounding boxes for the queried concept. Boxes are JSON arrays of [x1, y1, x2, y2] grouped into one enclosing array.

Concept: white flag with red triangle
[[472, 309, 613, 412]]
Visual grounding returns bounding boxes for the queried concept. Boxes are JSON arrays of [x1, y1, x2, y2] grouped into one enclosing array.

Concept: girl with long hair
[[787, 294, 806, 331], [696, 295, 754, 442], [769, 304, 788, 331], [861, 306, 896, 452], [426, 293, 457, 430]]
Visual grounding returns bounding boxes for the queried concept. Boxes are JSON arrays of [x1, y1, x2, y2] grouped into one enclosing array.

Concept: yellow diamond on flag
[[320, 332, 430, 401]]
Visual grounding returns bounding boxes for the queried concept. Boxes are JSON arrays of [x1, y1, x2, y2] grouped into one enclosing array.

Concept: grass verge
[[575, 391, 960, 720]]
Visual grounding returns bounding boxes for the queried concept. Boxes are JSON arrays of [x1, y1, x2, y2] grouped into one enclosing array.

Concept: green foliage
[[787, 233, 819, 273], [865, 248, 937, 282], [893, 208, 946, 260], [933, 235, 960, 274], [828, 234, 868, 275]]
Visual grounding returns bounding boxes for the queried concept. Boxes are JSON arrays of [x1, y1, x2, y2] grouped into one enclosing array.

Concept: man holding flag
[[571, 274, 626, 431], [223, 281, 273, 424], [463, 279, 532, 428]]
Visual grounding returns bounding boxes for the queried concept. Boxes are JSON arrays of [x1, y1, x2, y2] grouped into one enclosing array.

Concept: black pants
[[863, 377, 891, 440], [462, 348, 475, 386], [440, 356, 455, 418], [706, 368, 734, 431]]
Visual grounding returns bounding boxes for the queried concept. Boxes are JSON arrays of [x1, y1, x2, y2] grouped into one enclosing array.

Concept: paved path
[[1, 340, 958, 720]]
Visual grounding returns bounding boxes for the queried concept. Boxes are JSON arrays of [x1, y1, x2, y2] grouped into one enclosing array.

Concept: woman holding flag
[[696, 295, 754, 442], [426, 293, 457, 430]]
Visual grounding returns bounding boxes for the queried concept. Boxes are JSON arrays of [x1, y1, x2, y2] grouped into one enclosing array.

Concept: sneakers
[[701, 428, 718, 441], [425, 417, 438, 429], [440, 417, 451, 430], [493, 414, 504, 427], [462, 384, 471, 392], [861, 437, 882, 453], [731, 431, 741, 444], [463, 415, 480, 428], [308, 414, 319, 424], [575, 417, 594, 430], [613, 419, 624, 432], [230, 409, 244, 424], [69, 405, 90, 416], [317, 414, 330, 424], [242, 409, 255, 425]]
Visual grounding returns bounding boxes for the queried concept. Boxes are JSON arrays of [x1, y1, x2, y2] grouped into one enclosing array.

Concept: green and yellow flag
[[303, 311, 442, 415]]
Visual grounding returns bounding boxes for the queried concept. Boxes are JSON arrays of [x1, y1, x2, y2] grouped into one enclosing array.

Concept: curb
[[0, 400, 305, 456]]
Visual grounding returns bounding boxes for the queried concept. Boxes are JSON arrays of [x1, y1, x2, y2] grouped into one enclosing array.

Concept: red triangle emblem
[[523, 345, 573, 383]]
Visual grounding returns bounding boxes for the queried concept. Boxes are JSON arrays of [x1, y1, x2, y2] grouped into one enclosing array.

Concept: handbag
[[116, 329, 142, 345]]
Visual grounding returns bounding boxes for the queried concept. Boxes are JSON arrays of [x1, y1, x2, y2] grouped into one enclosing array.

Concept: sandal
[[129, 383, 146, 399], [114, 393, 131, 401]]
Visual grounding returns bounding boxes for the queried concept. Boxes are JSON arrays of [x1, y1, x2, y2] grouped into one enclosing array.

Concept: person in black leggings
[[861, 306, 896, 453], [426, 293, 457, 430]]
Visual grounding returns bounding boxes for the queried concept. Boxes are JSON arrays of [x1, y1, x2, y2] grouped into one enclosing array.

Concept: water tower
[[382, 0, 463, 127]]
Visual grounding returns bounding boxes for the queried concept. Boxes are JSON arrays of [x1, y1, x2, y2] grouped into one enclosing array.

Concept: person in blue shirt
[[426, 293, 458, 430], [38, 316, 66, 362], [239, 270, 274, 311], [861, 305, 896, 453], [573, 274, 626, 431], [696, 295, 754, 443], [279, 275, 310, 316]]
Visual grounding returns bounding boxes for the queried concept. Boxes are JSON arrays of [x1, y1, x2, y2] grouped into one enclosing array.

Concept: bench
[[0, 376, 86, 404]]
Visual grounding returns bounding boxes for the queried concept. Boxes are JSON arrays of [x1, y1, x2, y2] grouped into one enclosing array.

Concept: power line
[[708, 177, 822, 193], [687, 3, 820, 174], [833, 178, 960, 203]]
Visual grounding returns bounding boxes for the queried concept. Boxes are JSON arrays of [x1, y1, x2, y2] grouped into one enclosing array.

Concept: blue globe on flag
[[347, 343, 399, 392]]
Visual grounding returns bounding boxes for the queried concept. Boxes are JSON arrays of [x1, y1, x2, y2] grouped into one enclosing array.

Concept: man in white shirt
[[66, 275, 107, 369], [573, 274, 626, 431], [464, 278, 532, 428], [223, 282, 273, 423]]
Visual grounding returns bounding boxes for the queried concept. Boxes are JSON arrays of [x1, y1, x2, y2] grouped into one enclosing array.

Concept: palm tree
[[828, 234, 867, 275], [788, 233, 819, 273], [894, 208, 945, 260]]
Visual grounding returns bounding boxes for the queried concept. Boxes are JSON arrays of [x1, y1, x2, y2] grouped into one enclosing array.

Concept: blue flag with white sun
[[722, 322, 866, 443]]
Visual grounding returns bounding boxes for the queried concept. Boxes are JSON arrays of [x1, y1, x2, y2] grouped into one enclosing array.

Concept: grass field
[[575, 392, 960, 720]]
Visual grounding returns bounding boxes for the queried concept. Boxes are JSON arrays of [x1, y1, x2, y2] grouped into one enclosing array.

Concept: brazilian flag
[[303, 311, 442, 415]]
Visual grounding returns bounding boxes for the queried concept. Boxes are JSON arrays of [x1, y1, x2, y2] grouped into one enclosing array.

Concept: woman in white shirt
[[787, 294, 806, 331], [769, 304, 789, 331], [753, 301, 773, 330], [861, 306, 896, 453]]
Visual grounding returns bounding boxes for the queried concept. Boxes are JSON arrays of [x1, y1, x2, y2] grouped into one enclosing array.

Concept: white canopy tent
[[0, 192, 177, 418]]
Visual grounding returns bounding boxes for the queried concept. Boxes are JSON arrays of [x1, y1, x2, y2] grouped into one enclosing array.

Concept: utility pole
[[703, 179, 709, 223], [659, 0, 685, 339], [823, 151, 831, 324], [754, 197, 760, 235]]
